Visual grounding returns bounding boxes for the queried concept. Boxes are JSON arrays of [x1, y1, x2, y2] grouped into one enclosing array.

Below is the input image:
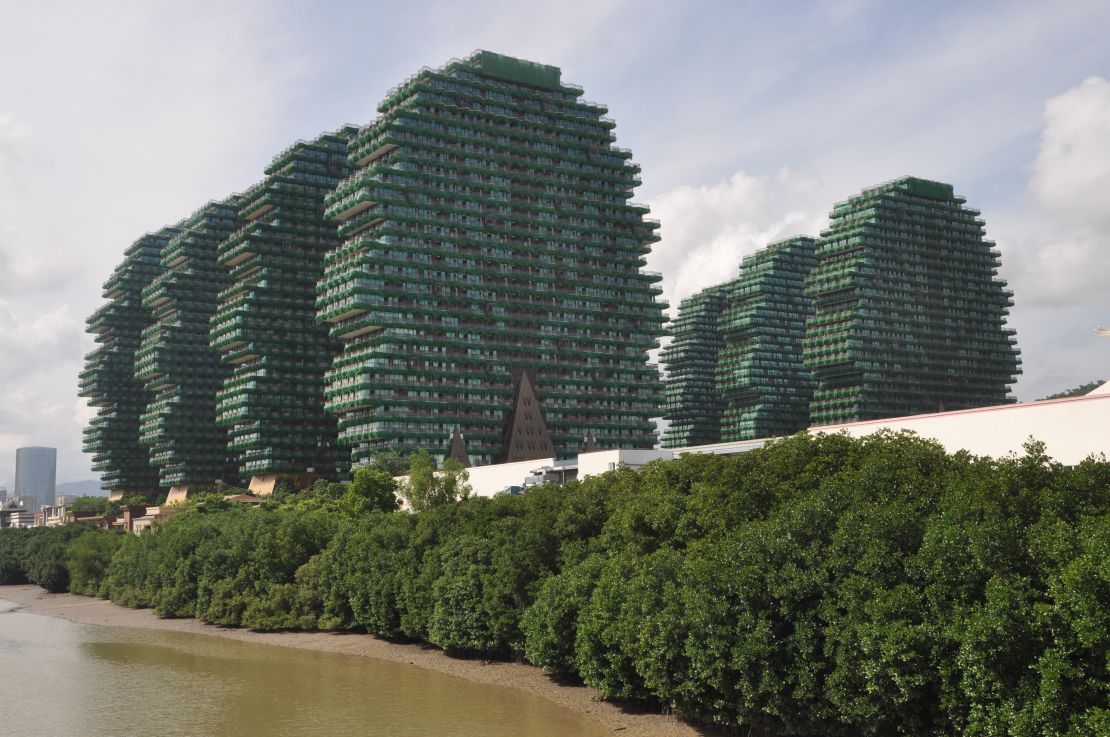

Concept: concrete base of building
[[248, 473, 318, 496], [165, 484, 218, 505], [107, 488, 156, 502]]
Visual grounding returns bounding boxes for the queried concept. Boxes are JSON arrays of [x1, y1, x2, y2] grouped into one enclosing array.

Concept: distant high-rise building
[[718, 236, 817, 441], [318, 51, 666, 467], [804, 176, 1021, 424], [14, 446, 56, 511], [660, 285, 730, 448]]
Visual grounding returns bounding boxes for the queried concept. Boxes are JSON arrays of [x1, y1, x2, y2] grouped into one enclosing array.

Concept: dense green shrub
[[66, 530, 123, 596], [521, 554, 602, 674], [0, 528, 30, 584]]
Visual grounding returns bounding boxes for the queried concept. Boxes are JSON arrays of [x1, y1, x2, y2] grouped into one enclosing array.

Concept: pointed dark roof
[[447, 427, 470, 468], [498, 370, 556, 463], [584, 434, 598, 452]]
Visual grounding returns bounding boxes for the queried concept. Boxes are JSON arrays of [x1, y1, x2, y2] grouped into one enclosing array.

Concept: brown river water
[[0, 598, 610, 737]]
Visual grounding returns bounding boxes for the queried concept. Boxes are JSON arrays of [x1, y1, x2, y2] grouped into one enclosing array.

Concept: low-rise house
[[129, 506, 181, 534], [42, 504, 68, 527]]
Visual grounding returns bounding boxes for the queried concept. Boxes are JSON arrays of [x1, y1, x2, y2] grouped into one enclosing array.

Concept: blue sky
[[1, 0, 1108, 485]]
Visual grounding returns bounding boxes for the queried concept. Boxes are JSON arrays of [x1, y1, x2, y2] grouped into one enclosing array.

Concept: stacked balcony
[[660, 286, 730, 448], [717, 237, 817, 440], [135, 199, 242, 489], [79, 228, 181, 497], [210, 129, 356, 484], [803, 176, 1021, 424], [319, 51, 667, 467]]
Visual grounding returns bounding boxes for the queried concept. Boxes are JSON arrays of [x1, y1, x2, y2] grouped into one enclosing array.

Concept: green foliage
[[8, 432, 1110, 735], [368, 449, 409, 476], [6, 525, 91, 592], [69, 496, 109, 514], [400, 451, 472, 511], [346, 467, 400, 514], [522, 555, 602, 673], [429, 534, 498, 653], [0, 528, 30, 584], [66, 530, 123, 596]]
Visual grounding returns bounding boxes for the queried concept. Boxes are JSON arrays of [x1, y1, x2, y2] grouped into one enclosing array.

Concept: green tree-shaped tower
[[717, 236, 816, 440], [79, 228, 180, 499], [210, 130, 355, 493], [135, 200, 242, 498], [804, 177, 1020, 424], [318, 51, 667, 467]]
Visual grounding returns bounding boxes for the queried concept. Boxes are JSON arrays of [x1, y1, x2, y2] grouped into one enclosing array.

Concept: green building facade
[[318, 51, 666, 467], [80, 228, 180, 496], [209, 130, 355, 486], [135, 200, 242, 490], [804, 176, 1020, 425], [660, 285, 730, 448], [717, 236, 816, 441]]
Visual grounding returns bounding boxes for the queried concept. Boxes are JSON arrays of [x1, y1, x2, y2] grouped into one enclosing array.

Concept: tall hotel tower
[[135, 200, 243, 498], [210, 131, 355, 493], [662, 177, 1019, 445], [804, 177, 1020, 424], [318, 51, 667, 467], [660, 285, 729, 448], [81, 229, 180, 499], [718, 236, 816, 441]]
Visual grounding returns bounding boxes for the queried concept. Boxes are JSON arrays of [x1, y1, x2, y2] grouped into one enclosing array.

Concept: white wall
[[577, 449, 673, 479], [464, 457, 556, 497], [808, 394, 1110, 465]]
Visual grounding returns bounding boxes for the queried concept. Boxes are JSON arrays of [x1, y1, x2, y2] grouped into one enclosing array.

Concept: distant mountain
[[56, 480, 107, 496], [1037, 380, 1106, 401]]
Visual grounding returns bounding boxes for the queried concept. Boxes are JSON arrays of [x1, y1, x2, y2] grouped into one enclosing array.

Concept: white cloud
[[646, 168, 828, 314], [0, 112, 31, 145], [0, 1, 306, 486], [999, 76, 1110, 310], [0, 225, 79, 296], [1030, 76, 1110, 224]]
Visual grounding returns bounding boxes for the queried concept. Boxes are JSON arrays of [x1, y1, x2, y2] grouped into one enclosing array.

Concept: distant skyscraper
[[804, 176, 1021, 424], [14, 447, 56, 511]]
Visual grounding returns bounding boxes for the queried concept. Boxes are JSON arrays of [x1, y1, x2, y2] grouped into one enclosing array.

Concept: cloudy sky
[[1, 0, 1108, 486]]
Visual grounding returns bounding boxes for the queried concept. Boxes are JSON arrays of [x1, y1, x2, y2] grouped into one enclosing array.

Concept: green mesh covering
[[471, 50, 562, 90]]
